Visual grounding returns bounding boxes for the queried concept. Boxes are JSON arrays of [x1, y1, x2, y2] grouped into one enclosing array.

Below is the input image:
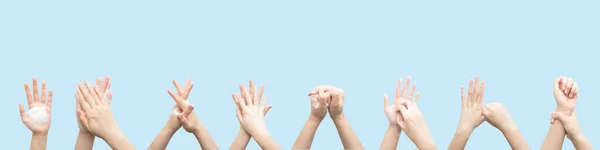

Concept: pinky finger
[[77, 109, 90, 129], [47, 90, 53, 108], [235, 108, 243, 122], [413, 92, 421, 102]]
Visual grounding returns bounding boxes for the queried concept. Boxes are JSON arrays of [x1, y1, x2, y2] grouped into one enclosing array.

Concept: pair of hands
[[75, 75, 125, 140], [231, 80, 273, 136], [166, 78, 202, 133], [19, 77, 53, 136], [551, 76, 581, 139], [308, 85, 345, 122], [456, 77, 517, 134]]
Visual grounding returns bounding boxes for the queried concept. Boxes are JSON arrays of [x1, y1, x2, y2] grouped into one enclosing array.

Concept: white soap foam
[[172, 100, 190, 116], [28, 107, 49, 125]]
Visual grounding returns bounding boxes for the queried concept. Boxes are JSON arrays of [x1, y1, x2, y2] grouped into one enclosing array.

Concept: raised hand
[[394, 79, 435, 149], [232, 80, 279, 149], [20, 77, 53, 135], [384, 76, 417, 126], [167, 78, 198, 133], [552, 76, 578, 122], [77, 75, 112, 132], [457, 77, 485, 133], [309, 86, 329, 122], [328, 87, 345, 120]]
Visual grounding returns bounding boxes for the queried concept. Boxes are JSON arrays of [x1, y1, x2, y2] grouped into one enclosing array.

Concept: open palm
[[19, 77, 53, 134]]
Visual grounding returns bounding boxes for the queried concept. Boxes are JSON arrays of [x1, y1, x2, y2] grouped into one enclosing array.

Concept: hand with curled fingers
[[76, 75, 112, 133], [552, 76, 579, 123], [384, 76, 418, 127], [20, 77, 53, 136], [456, 77, 485, 133], [167, 78, 199, 133], [307, 85, 345, 120], [308, 85, 330, 122], [232, 80, 272, 136]]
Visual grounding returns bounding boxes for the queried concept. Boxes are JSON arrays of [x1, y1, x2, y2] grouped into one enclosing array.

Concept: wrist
[[388, 124, 402, 133], [331, 113, 346, 122], [32, 133, 48, 139], [78, 130, 94, 137], [308, 115, 324, 123]]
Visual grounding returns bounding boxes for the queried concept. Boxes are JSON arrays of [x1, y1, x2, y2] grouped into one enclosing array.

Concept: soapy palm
[[77, 76, 112, 132], [19, 77, 53, 135], [457, 77, 485, 132], [167, 78, 201, 133], [76, 82, 120, 139]]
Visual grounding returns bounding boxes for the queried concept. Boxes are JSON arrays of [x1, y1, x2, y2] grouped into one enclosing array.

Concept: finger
[[177, 114, 190, 126], [173, 79, 185, 97], [384, 94, 389, 109], [95, 77, 102, 89], [318, 87, 328, 105], [19, 104, 27, 121], [413, 92, 421, 102], [409, 83, 416, 102], [24, 82, 33, 106], [232, 94, 243, 111], [85, 81, 101, 106], [41, 81, 47, 104], [461, 86, 466, 107], [264, 105, 273, 115], [240, 84, 251, 106], [262, 96, 268, 110], [566, 78, 574, 95], [573, 85, 580, 97], [308, 86, 320, 96], [395, 78, 401, 100], [33, 77, 39, 102], [478, 82, 485, 105], [401, 76, 411, 98], [78, 82, 96, 109], [184, 82, 194, 100], [396, 114, 406, 129], [397, 104, 408, 120], [256, 85, 265, 105], [47, 90, 53, 108], [552, 112, 568, 123], [474, 77, 479, 102], [77, 84, 91, 111], [249, 80, 256, 105], [553, 76, 562, 91], [236, 94, 248, 112], [182, 104, 195, 116], [569, 82, 578, 98], [104, 75, 111, 92], [168, 90, 187, 109], [77, 109, 89, 129], [560, 76, 567, 92], [235, 108, 243, 122], [468, 80, 474, 106]]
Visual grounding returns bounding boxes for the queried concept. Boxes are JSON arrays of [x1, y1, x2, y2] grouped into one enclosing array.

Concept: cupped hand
[[384, 76, 417, 126], [552, 112, 582, 140], [19, 77, 53, 135], [482, 103, 517, 133], [552, 76, 578, 121], [456, 77, 485, 133], [76, 81, 121, 139], [76, 75, 112, 132], [232, 80, 271, 136], [308, 86, 330, 121]]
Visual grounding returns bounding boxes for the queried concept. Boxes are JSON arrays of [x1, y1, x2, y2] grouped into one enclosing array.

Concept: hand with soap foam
[[76, 81, 135, 149], [381, 76, 418, 150], [76, 75, 112, 133], [167, 78, 198, 132], [230, 80, 273, 150], [19, 77, 53, 135], [232, 80, 280, 149]]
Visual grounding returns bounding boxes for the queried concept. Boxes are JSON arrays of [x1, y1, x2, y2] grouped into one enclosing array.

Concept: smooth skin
[[75, 75, 112, 150], [230, 80, 273, 150], [76, 81, 135, 150], [394, 85, 436, 150], [541, 76, 577, 150], [232, 80, 280, 150], [448, 77, 485, 150], [308, 85, 364, 150], [552, 112, 593, 150], [20, 77, 53, 150], [292, 86, 329, 149], [380, 76, 418, 150], [482, 103, 530, 150]]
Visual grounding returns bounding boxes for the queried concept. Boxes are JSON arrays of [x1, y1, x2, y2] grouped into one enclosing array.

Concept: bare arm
[[379, 125, 401, 150], [501, 127, 530, 150], [192, 121, 219, 150], [252, 128, 281, 150], [229, 129, 251, 150], [540, 122, 565, 150], [333, 116, 364, 150], [30, 133, 48, 150], [103, 131, 136, 150], [292, 117, 322, 149], [75, 131, 95, 150], [568, 131, 593, 150], [448, 129, 473, 150], [148, 118, 179, 150]]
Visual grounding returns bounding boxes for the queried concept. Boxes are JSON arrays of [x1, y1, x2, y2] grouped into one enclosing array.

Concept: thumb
[[554, 76, 562, 92], [264, 105, 273, 115], [552, 112, 568, 123], [482, 106, 490, 117]]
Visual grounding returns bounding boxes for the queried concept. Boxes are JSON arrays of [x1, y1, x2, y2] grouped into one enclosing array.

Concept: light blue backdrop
[[1, 1, 598, 149]]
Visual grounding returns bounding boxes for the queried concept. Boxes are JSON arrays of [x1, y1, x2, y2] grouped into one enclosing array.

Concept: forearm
[[410, 131, 437, 150], [103, 131, 136, 150], [148, 125, 178, 150], [292, 117, 322, 149], [192, 122, 219, 150], [332, 116, 364, 150], [379, 125, 401, 150], [502, 128, 530, 150], [229, 129, 251, 150], [540, 123, 565, 150], [569, 131, 593, 150], [448, 129, 472, 150], [30, 133, 48, 150], [252, 129, 281, 150], [75, 131, 95, 150]]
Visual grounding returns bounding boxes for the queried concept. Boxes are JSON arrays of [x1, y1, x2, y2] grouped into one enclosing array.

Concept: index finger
[[168, 90, 187, 110], [24, 82, 33, 106]]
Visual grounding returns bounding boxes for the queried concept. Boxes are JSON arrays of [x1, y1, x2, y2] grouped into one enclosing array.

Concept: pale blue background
[[1, 1, 598, 149]]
